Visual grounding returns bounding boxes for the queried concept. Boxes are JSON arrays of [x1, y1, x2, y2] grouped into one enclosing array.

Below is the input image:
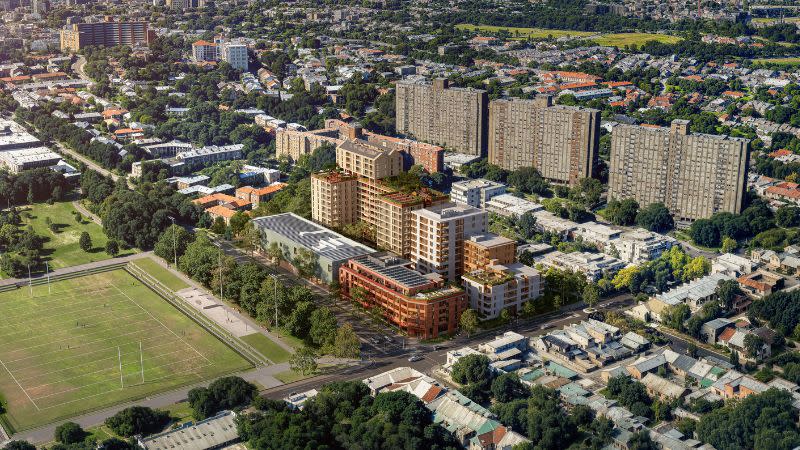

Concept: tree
[[716, 279, 743, 311], [776, 205, 800, 228], [293, 247, 317, 278], [98, 438, 136, 450], [628, 430, 658, 450], [636, 202, 673, 232], [2, 442, 37, 450], [583, 282, 600, 308], [289, 346, 318, 375], [721, 236, 737, 254], [459, 308, 479, 336], [333, 323, 361, 359], [188, 376, 257, 420], [690, 219, 720, 247], [683, 256, 710, 281], [240, 222, 261, 255], [105, 239, 119, 256], [606, 198, 639, 226], [105, 406, 170, 437], [744, 334, 766, 359], [210, 217, 226, 234], [229, 211, 251, 236], [55, 422, 85, 444], [154, 225, 195, 263], [78, 231, 92, 252], [309, 306, 337, 349], [266, 241, 283, 265], [491, 373, 527, 402], [451, 354, 492, 386]]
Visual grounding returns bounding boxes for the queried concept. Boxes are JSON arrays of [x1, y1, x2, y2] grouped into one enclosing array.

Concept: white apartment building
[[531, 210, 578, 238], [462, 262, 542, 320], [410, 202, 487, 282], [573, 222, 622, 249], [484, 194, 543, 217], [605, 230, 677, 265], [221, 42, 248, 71], [450, 178, 506, 208], [540, 251, 627, 281], [712, 253, 754, 277]]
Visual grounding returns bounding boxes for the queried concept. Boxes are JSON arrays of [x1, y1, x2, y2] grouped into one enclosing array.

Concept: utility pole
[[217, 245, 223, 299]]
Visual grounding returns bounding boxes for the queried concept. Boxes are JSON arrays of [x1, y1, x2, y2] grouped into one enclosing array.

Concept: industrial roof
[[253, 213, 375, 262], [138, 411, 238, 450]]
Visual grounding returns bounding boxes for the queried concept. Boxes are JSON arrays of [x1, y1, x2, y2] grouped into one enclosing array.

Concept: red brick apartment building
[[339, 252, 466, 339]]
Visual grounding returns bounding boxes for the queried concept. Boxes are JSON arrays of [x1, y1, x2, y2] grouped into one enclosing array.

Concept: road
[[0, 251, 152, 288], [71, 55, 90, 81]]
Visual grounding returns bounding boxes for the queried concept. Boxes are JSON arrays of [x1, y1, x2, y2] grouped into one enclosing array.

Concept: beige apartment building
[[275, 128, 342, 162], [61, 19, 154, 51], [488, 96, 600, 185], [609, 119, 750, 223], [311, 136, 448, 257], [396, 78, 488, 156], [463, 233, 516, 274], [311, 171, 358, 228], [410, 202, 488, 282]]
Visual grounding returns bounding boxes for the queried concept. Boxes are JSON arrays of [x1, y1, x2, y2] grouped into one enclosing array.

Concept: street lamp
[[269, 274, 279, 328], [168, 216, 177, 268]]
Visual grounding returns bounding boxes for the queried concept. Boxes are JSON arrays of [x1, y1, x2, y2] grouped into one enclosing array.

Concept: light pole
[[169, 216, 177, 268], [46, 261, 50, 294], [27, 263, 32, 297], [269, 274, 279, 328]]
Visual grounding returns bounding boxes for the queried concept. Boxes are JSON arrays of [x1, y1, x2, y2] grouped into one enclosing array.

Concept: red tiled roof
[[718, 327, 736, 343]]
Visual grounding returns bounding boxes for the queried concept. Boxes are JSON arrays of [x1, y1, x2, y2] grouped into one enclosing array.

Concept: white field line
[[0, 308, 146, 343], [0, 295, 131, 326], [4, 324, 169, 364], [30, 356, 209, 403], [0, 356, 40, 411], [15, 338, 185, 382], [36, 362, 213, 411], [9, 330, 174, 373], [0, 286, 124, 314], [110, 283, 210, 364], [25, 350, 204, 393]]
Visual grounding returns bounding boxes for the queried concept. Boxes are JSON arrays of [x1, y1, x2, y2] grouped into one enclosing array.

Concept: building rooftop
[[352, 252, 435, 289], [253, 213, 375, 262], [414, 202, 485, 221], [138, 411, 238, 450], [655, 273, 733, 306]]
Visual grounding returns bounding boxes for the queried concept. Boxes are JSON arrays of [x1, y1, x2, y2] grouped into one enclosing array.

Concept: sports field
[[456, 24, 596, 39], [0, 269, 251, 432], [591, 33, 683, 47]]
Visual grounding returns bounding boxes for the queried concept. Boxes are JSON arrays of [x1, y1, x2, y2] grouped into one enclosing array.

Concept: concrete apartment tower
[[488, 96, 600, 185], [609, 119, 750, 224], [396, 78, 488, 156]]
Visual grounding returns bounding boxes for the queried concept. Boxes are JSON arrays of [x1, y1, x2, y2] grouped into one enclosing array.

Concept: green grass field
[[456, 24, 596, 39], [21, 202, 135, 270], [591, 33, 683, 47], [131, 258, 190, 292], [0, 269, 251, 432], [752, 56, 800, 66], [240, 333, 291, 364]]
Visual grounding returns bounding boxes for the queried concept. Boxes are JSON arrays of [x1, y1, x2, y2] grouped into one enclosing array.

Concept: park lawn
[[21, 202, 135, 270], [752, 56, 800, 66], [592, 33, 683, 47], [161, 401, 195, 425], [132, 257, 190, 292], [240, 333, 292, 364], [0, 269, 251, 432], [274, 370, 311, 385], [455, 24, 595, 39]]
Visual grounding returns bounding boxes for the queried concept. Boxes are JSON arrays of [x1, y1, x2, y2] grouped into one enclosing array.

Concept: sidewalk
[[72, 200, 101, 225], [141, 255, 294, 354], [0, 251, 151, 288]]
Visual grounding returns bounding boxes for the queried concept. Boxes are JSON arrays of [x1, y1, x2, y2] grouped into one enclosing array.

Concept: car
[[383, 336, 393, 343], [432, 345, 442, 351], [408, 355, 423, 362], [541, 324, 554, 330]]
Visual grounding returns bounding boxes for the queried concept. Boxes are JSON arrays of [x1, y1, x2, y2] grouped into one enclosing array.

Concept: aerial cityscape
[[3, 0, 800, 449]]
